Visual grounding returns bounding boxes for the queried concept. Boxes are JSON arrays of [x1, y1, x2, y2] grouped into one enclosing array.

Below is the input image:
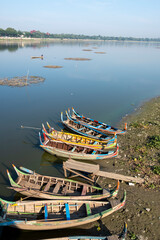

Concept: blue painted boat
[[61, 111, 116, 142], [68, 108, 127, 135], [0, 192, 126, 231]]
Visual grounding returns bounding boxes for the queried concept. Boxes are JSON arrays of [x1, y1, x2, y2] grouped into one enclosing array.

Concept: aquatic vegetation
[[64, 57, 91, 61], [0, 76, 45, 87], [43, 65, 63, 68]]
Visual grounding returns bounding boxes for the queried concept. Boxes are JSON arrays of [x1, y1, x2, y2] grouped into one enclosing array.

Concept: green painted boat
[[7, 165, 119, 200]]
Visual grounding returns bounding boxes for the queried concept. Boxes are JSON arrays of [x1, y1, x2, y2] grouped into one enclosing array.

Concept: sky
[[1, 0, 160, 38]]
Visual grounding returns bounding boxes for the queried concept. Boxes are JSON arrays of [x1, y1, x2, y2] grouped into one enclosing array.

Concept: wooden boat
[[42, 223, 127, 239], [31, 55, 43, 59], [0, 191, 126, 230], [39, 132, 119, 161], [7, 164, 119, 200], [68, 108, 127, 135], [42, 122, 117, 150], [61, 112, 116, 141]]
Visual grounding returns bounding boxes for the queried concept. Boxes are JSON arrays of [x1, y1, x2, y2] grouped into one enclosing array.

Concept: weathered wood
[[8, 165, 119, 201], [63, 159, 144, 184], [53, 182, 61, 194], [97, 170, 144, 184], [64, 166, 95, 183], [0, 193, 126, 231], [64, 160, 99, 174], [43, 182, 51, 192], [81, 185, 87, 196]]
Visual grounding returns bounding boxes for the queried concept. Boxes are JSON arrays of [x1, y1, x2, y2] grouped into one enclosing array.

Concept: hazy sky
[[1, 0, 160, 38]]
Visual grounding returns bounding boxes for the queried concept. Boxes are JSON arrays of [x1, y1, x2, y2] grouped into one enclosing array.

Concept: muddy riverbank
[[97, 96, 160, 240]]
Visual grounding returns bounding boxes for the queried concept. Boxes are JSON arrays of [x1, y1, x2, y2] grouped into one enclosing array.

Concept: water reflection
[[0, 39, 160, 52]]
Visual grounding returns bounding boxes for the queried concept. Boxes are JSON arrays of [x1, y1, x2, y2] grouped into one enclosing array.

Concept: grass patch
[[146, 135, 160, 149], [152, 165, 160, 175], [128, 232, 138, 240]]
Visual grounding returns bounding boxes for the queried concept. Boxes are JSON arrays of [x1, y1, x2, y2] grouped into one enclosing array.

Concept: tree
[[5, 27, 17, 37], [0, 28, 5, 36]]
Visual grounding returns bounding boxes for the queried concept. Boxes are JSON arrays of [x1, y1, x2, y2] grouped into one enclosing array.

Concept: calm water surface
[[0, 40, 160, 239]]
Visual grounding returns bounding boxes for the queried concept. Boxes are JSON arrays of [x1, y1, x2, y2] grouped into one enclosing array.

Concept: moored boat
[[68, 108, 127, 135], [0, 191, 126, 230], [7, 165, 119, 200], [42, 122, 117, 150], [39, 132, 119, 161], [61, 112, 116, 141]]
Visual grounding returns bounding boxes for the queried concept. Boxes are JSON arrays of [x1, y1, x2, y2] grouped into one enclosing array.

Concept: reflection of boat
[[41, 223, 127, 239], [42, 122, 117, 150], [61, 112, 116, 141], [39, 132, 119, 161], [7, 165, 119, 200], [68, 108, 127, 135], [0, 192, 126, 230]]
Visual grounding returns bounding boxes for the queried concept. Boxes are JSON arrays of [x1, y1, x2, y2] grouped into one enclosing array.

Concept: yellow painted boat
[[42, 122, 117, 150]]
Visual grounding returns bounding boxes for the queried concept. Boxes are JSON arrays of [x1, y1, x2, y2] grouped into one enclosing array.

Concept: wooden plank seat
[[86, 130, 93, 134], [85, 203, 91, 216], [65, 203, 70, 220], [52, 182, 61, 194], [91, 150, 97, 155], [44, 204, 48, 220], [78, 127, 85, 131], [71, 146, 77, 152], [62, 182, 69, 195], [97, 124, 103, 128], [110, 199, 121, 208], [43, 182, 51, 192], [81, 185, 87, 196]]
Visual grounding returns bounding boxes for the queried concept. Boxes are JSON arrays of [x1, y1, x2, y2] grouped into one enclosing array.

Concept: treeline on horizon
[[0, 27, 160, 42]]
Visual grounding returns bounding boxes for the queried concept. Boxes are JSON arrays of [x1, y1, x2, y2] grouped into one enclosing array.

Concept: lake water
[[0, 40, 160, 239]]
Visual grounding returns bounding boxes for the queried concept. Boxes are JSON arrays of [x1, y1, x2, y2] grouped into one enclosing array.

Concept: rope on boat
[[21, 125, 41, 130]]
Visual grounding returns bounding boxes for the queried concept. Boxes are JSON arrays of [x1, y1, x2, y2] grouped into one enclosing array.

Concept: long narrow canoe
[[7, 164, 119, 200], [42, 123, 117, 150], [39, 132, 119, 161], [61, 112, 116, 141], [42, 223, 127, 239], [68, 108, 127, 135], [0, 191, 126, 230]]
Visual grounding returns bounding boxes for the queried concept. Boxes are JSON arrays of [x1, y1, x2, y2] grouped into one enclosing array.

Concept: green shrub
[[152, 165, 160, 175], [146, 135, 160, 149]]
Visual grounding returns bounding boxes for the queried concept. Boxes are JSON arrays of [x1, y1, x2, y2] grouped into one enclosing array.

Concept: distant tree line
[[0, 27, 160, 42]]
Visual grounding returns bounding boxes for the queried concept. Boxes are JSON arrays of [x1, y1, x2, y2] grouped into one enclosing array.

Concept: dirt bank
[[97, 97, 160, 240]]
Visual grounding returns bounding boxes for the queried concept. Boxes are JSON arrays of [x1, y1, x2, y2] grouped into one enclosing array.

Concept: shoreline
[[97, 96, 160, 240], [0, 37, 160, 44], [118, 95, 160, 188]]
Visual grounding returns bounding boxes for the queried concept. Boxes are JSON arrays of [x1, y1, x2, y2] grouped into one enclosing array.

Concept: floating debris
[[94, 52, 106, 54], [43, 65, 63, 68], [0, 76, 45, 87], [64, 58, 91, 61]]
